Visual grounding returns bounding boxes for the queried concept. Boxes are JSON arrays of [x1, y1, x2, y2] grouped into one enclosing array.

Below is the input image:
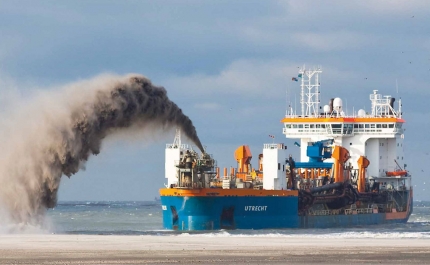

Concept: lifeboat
[[385, 170, 408, 177]]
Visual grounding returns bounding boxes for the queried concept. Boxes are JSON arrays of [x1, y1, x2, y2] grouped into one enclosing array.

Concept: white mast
[[173, 128, 181, 147], [299, 66, 322, 117]]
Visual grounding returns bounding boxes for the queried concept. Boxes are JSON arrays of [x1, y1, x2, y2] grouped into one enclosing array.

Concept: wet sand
[[0, 235, 429, 264]]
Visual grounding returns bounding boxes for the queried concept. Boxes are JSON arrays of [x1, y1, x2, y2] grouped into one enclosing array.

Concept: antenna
[[172, 128, 181, 147], [269, 134, 275, 144], [396, 79, 402, 118], [299, 66, 322, 117]]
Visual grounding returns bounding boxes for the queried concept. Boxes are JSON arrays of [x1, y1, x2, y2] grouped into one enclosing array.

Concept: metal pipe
[[310, 182, 343, 194]]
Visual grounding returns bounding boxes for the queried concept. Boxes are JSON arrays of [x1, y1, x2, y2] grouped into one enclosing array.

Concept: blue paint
[[161, 190, 413, 230], [161, 196, 299, 230]]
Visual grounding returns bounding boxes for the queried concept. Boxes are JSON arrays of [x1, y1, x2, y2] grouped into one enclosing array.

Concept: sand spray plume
[[0, 74, 203, 227]]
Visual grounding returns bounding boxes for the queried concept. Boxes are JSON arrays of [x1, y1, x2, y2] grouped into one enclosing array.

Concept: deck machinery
[[159, 67, 412, 230]]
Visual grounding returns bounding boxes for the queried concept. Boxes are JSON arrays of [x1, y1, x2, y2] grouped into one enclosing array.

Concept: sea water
[[47, 201, 430, 238]]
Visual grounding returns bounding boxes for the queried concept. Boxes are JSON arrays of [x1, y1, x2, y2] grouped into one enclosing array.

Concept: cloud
[[292, 31, 374, 52], [164, 59, 300, 99], [283, 0, 430, 17]]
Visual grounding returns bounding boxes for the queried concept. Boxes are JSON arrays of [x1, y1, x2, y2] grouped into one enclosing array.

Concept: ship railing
[[344, 208, 373, 215], [357, 208, 373, 214], [283, 129, 399, 137], [376, 204, 392, 213], [344, 209, 356, 215], [263, 143, 286, 149], [166, 143, 190, 149], [308, 209, 340, 216], [283, 113, 400, 119]]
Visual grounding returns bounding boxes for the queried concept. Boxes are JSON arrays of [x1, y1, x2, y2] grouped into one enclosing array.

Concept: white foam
[[177, 231, 430, 239]]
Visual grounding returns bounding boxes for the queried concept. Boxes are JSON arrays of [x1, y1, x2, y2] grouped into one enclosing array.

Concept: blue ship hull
[[160, 194, 412, 230], [161, 196, 299, 230]]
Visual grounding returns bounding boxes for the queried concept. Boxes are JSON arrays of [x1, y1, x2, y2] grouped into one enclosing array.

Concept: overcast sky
[[1, 0, 429, 201]]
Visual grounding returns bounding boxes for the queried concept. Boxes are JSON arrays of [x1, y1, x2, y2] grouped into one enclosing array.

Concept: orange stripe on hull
[[159, 188, 298, 197], [280, 117, 405, 123]]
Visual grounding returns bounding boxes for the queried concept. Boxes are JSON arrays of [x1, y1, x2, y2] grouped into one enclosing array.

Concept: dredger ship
[[159, 67, 412, 230]]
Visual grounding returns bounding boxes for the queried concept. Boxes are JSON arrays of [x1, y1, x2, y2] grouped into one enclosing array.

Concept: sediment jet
[[0, 74, 203, 225]]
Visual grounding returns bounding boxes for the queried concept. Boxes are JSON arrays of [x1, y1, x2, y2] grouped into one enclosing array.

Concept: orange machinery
[[331, 146, 350, 183], [357, 156, 370, 192], [234, 145, 252, 181]]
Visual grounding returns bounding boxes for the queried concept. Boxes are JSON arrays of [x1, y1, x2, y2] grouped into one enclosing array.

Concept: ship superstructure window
[[343, 124, 353, 134], [389, 124, 394, 128], [285, 124, 291, 128], [382, 124, 387, 128], [331, 124, 342, 134], [376, 124, 381, 128]]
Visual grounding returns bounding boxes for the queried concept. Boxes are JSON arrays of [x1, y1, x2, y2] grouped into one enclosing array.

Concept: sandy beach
[[0, 234, 429, 264]]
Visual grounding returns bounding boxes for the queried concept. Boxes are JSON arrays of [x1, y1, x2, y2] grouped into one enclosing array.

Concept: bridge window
[[382, 124, 387, 128], [389, 124, 394, 128], [376, 124, 381, 128], [285, 124, 291, 128], [365, 124, 370, 128], [370, 124, 375, 128]]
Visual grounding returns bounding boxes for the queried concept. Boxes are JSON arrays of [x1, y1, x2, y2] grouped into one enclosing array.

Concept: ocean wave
[[177, 230, 430, 239]]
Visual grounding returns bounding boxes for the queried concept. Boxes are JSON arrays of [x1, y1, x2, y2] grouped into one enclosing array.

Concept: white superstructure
[[283, 67, 406, 179], [262, 143, 287, 190], [165, 129, 191, 187]]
